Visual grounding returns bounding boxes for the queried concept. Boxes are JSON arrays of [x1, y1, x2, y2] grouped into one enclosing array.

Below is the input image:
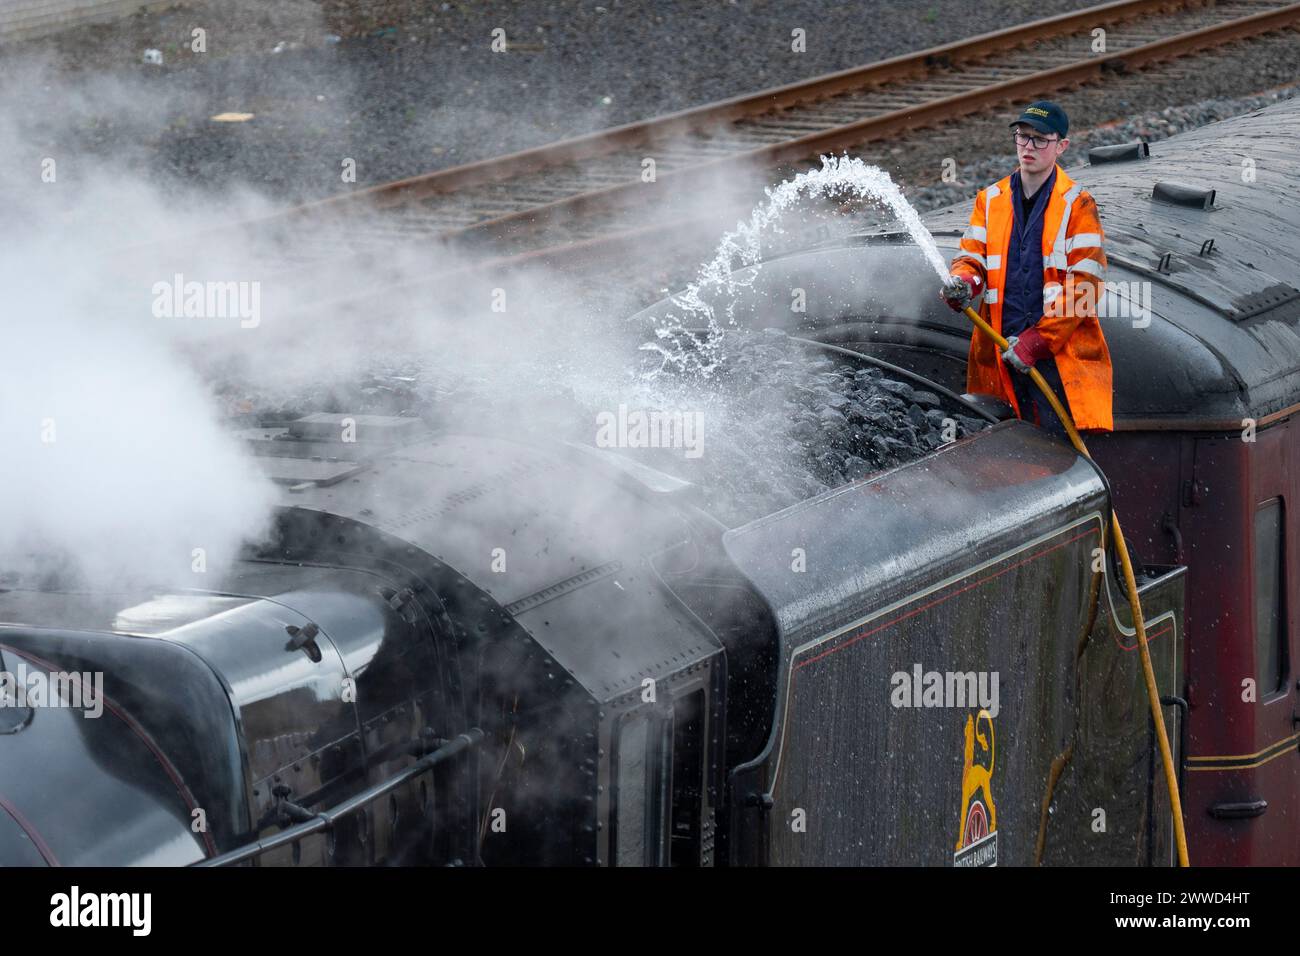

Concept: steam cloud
[[0, 42, 940, 593], [0, 55, 283, 589]]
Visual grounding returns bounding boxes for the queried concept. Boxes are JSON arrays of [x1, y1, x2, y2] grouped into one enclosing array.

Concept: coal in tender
[[637, 328, 991, 525], [217, 328, 991, 529]]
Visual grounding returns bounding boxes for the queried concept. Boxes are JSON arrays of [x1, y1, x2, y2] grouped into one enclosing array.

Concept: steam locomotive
[[2, 96, 1297, 867]]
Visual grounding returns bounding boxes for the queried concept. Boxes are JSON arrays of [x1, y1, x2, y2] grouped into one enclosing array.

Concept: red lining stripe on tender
[[1117, 621, 1172, 652], [0, 792, 59, 866], [795, 525, 1099, 671], [0, 643, 218, 858]]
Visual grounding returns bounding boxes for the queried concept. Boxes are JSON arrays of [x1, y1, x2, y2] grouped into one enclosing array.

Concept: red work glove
[[940, 273, 983, 311], [1001, 326, 1052, 374]]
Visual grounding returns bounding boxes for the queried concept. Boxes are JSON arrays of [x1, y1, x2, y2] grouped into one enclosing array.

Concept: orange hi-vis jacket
[[950, 164, 1114, 431]]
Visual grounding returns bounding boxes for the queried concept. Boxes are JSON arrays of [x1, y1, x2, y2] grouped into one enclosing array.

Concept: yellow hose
[[961, 303, 1190, 867]]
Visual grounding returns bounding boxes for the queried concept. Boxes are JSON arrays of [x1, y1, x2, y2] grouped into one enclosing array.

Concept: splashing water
[[643, 154, 949, 379]]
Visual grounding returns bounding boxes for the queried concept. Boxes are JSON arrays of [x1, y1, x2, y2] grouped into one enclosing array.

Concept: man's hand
[[1001, 327, 1052, 374], [940, 273, 982, 311]]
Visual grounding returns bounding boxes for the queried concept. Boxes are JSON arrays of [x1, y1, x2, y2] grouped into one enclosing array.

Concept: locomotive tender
[[2, 96, 1298, 867]]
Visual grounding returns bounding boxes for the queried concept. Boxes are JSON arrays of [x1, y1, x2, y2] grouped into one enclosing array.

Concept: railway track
[[182, 0, 1300, 300]]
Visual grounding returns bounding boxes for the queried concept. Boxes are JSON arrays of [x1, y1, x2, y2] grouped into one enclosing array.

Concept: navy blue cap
[[1009, 101, 1068, 138]]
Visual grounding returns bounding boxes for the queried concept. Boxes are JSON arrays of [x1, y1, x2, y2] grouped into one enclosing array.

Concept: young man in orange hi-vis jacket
[[939, 101, 1112, 437]]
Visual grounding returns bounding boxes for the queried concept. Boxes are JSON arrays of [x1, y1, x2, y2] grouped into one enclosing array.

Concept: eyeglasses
[[1013, 131, 1059, 150]]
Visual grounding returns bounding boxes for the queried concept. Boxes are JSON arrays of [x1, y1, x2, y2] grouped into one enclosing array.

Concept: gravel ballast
[[4, 0, 1107, 203], [5, 2, 1295, 209]]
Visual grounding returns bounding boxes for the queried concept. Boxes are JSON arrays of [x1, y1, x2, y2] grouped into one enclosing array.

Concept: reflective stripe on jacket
[[950, 164, 1113, 431]]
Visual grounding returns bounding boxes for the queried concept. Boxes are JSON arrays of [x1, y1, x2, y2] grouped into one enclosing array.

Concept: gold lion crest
[[954, 709, 997, 866]]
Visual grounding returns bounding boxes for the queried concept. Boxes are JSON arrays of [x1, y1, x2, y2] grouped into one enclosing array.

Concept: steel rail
[[165, 1, 1299, 295], [372, 0, 1300, 249], [261, 0, 1199, 222]]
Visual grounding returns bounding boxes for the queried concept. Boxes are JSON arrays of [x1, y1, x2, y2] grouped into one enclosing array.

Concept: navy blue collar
[[1012, 166, 1056, 207], [1011, 166, 1056, 228]]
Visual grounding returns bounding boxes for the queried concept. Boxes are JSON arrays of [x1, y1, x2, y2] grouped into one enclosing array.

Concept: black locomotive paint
[[2, 96, 1299, 867]]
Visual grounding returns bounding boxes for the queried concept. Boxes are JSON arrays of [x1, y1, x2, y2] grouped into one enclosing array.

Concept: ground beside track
[[5, 0, 1103, 203], [583, 79, 1300, 316]]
